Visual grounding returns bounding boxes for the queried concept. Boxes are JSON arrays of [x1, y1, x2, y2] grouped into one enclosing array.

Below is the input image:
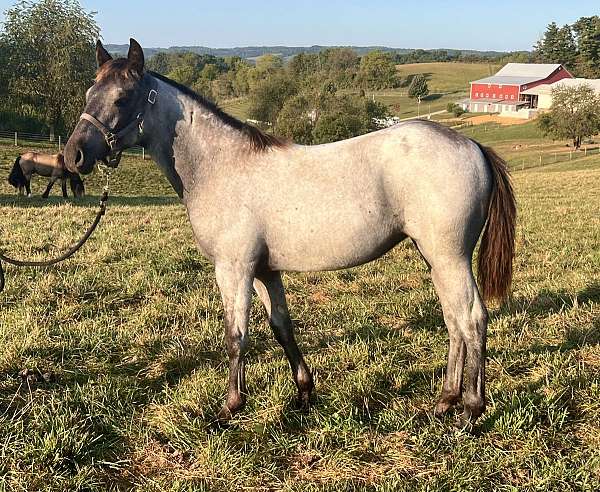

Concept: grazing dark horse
[[8, 152, 85, 198], [64, 39, 516, 427]]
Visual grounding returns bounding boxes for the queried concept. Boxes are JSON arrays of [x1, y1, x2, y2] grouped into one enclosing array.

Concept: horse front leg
[[215, 261, 255, 421], [254, 270, 314, 409], [61, 178, 68, 198], [42, 177, 58, 199]]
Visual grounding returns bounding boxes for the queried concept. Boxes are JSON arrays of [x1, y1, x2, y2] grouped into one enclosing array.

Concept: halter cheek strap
[[79, 88, 158, 168]]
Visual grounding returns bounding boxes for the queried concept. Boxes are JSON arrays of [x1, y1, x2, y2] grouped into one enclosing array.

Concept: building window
[[493, 94, 496, 98], [486, 93, 489, 98]]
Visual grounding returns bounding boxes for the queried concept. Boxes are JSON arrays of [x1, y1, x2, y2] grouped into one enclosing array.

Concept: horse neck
[[144, 77, 249, 199]]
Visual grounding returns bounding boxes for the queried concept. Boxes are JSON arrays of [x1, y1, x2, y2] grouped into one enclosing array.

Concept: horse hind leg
[[254, 270, 314, 409], [61, 178, 68, 198], [415, 243, 488, 427]]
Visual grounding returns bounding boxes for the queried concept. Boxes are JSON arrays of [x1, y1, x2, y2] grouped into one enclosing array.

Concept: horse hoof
[[216, 406, 232, 422], [453, 415, 474, 434], [295, 392, 312, 412], [434, 403, 450, 419]]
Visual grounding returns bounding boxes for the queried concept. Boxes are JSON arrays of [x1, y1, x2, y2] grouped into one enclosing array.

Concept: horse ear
[[127, 38, 145, 75], [96, 40, 112, 67]]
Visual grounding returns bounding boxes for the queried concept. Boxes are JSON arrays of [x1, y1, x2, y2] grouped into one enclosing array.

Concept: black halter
[[79, 88, 157, 167]]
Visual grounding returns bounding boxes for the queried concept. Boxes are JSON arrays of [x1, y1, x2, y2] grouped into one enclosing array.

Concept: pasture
[[0, 125, 599, 491], [219, 62, 500, 121], [369, 62, 502, 119]]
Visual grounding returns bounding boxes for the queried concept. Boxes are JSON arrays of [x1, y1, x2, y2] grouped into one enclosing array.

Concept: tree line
[[534, 16, 600, 77]]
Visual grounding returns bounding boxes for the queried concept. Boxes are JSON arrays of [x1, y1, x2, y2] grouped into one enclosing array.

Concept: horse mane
[[147, 71, 288, 152]]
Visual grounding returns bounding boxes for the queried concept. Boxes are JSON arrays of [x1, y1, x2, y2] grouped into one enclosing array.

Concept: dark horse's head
[[64, 39, 149, 174], [68, 173, 85, 198]]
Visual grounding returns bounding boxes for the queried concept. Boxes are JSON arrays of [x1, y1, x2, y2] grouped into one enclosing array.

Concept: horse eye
[[114, 97, 128, 107]]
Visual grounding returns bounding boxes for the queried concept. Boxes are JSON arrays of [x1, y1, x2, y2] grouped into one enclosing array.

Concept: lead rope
[[0, 165, 111, 293]]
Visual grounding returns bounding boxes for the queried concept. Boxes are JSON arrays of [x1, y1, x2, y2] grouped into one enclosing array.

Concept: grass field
[[372, 62, 502, 119], [0, 135, 599, 491]]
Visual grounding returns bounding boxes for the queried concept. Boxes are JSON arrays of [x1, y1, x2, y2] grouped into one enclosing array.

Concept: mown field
[[0, 123, 599, 491]]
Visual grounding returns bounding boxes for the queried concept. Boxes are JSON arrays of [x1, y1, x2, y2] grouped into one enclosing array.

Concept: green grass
[[0, 139, 599, 491], [458, 121, 600, 171], [219, 98, 252, 121], [368, 62, 503, 119], [397, 62, 501, 93]]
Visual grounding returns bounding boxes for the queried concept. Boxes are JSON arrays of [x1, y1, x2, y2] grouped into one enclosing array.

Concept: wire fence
[[458, 122, 600, 171], [2, 124, 598, 174], [0, 130, 147, 159]]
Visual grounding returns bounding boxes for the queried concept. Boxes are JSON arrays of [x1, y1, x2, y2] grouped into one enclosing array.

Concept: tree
[[275, 94, 315, 144], [357, 51, 399, 90], [408, 74, 429, 115], [538, 84, 600, 149], [573, 16, 600, 77], [0, 0, 100, 136], [248, 73, 297, 125], [534, 22, 578, 70]]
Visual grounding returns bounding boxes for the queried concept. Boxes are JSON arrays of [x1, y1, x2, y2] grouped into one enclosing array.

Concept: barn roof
[[496, 63, 563, 78], [472, 63, 565, 86]]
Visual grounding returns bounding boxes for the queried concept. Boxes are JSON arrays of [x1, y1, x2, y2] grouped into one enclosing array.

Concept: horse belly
[[264, 204, 405, 272]]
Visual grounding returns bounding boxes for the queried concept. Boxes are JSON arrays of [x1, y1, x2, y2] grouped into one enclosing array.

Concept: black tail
[[8, 157, 27, 189]]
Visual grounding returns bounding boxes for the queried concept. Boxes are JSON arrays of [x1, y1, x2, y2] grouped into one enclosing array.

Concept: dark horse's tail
[[475, 143, 517, 304], [8, 156, 26, 189]]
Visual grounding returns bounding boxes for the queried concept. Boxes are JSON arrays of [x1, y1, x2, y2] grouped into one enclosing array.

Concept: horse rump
[[7, 157, 27, 188]]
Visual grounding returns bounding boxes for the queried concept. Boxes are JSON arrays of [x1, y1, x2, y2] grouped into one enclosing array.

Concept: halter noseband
[[79, 88, 158, 168]]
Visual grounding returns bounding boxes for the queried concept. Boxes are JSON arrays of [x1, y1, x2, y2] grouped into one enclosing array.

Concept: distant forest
[[105, 44, 515, 64]]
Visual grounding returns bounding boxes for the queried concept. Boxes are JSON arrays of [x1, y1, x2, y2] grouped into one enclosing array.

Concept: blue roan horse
[[63, 39, 516, 428]]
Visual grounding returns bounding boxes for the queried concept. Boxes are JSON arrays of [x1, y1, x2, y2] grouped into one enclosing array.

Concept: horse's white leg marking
[[254, 271, 314, 407], [215, 261, 255, 421]]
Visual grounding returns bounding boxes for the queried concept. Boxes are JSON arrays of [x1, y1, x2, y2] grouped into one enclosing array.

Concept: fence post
[[142, 147, 145, 160], [570, 151, 572, 160], [539, 154, 542, 166], [58, 135, 62, 152], [585, 146, 588, 156], [14, 132, 17, 146]]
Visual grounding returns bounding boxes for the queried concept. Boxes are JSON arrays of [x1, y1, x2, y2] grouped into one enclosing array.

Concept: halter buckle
[[106, 132, 118, 150], [148, 89, 157, 105]]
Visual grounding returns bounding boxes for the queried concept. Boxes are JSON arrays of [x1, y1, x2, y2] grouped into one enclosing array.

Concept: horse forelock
[[96, 58, 141, 82]]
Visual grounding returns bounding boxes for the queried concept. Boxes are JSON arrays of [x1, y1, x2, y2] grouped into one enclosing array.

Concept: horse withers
[[8, 152, 85, 199], [63, 39, 517, 429]]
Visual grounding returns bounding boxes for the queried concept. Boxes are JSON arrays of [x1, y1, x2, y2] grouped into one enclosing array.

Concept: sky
[[0, 0, 598, 51]]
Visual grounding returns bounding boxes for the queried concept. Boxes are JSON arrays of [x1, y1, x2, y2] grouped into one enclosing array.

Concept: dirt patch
[[468, 114, 531, 126]]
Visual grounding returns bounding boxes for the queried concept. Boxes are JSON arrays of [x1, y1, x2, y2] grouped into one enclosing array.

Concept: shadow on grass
[[501, 282, 600, 318], [0, 194, 181, 208]]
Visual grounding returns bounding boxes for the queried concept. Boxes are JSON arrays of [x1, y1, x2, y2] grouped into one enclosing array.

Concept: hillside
[[105, 43, 509, 61]]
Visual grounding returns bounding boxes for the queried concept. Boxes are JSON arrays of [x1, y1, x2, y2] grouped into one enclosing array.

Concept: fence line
[[0, 130, 147, 159], [457, 122, 600, 171]]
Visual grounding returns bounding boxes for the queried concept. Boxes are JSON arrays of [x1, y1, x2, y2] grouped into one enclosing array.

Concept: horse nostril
[[75, 150, 84, 168]]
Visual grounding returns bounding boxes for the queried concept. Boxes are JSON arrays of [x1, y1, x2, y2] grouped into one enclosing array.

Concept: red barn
[[461, 63, 573, 116]]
